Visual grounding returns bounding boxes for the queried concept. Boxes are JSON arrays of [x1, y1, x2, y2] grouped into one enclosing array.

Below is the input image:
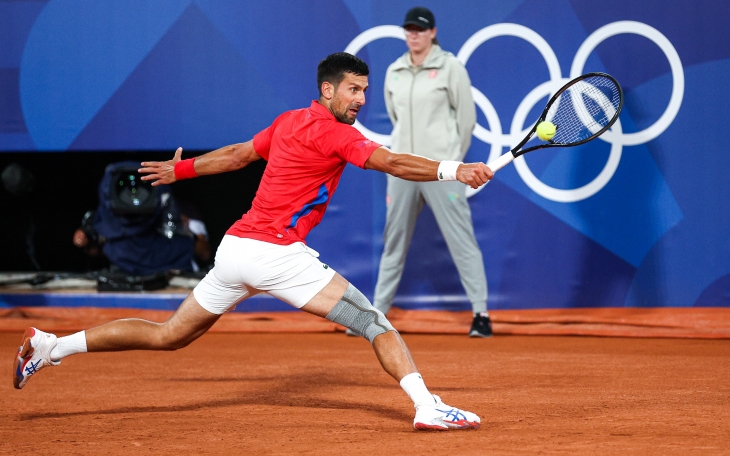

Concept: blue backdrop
[[2, 0, 728, 310]]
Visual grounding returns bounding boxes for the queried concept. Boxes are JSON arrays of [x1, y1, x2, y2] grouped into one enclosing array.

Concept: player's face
[[404, 25, 436, 54], [331, 73, 368, 125]]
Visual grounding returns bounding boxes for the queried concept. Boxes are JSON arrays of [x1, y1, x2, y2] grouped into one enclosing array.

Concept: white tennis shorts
[[193, 235, 336, 314]]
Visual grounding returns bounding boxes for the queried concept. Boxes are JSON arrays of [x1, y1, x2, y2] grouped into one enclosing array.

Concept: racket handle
[[486, 152, 515, 173]]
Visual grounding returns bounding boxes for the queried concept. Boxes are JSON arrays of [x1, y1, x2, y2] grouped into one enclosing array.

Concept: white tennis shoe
[[413, 395, 480, 430], [13, 327, 60, 389]]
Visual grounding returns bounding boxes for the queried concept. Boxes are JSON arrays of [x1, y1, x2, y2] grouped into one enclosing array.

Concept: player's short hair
[[317, 52, 369, 96]]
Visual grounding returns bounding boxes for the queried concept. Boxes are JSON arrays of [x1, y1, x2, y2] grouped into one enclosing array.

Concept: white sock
[[400, 372, 437, 407], [50, 331, 87, 361], [477, 311, 489, 318]]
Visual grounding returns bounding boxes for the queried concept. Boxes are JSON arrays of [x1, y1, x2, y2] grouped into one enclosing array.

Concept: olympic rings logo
[[345, 21, 684, 202]]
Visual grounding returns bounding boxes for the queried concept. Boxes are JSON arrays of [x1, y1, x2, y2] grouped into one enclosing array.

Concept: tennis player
[[13, 53, 492, 431]]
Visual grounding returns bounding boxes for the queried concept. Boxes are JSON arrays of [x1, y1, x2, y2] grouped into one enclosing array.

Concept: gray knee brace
[[326, 284, 396, 343]]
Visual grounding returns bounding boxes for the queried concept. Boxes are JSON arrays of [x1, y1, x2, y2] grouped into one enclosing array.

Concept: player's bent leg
[[299, 273, 480, 430], [301, 274, 416, 380], [85, 292, 220, 352], [12, 294, 218, 390]]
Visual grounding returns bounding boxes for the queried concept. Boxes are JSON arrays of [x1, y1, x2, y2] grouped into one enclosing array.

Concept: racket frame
[[486, 72, 624, 173]]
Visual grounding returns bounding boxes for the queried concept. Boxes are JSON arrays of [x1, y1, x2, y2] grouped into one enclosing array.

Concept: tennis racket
[[486, 72, 624, 173]]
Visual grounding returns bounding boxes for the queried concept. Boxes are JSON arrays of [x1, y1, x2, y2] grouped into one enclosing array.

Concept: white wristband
[[437, 161, 461, 181]]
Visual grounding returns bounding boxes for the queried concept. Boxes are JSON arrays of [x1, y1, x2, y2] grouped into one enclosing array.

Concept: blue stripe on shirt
[[288, 183, 329, 229]]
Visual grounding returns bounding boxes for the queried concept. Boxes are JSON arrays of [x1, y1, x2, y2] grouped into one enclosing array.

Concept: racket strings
[[548, 76, 621, 145]]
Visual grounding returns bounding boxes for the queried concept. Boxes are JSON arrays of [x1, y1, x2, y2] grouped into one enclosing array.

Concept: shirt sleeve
[[252, 126, 272, 161], [254, 111, 296, 161], [333, 126, 382, 169]]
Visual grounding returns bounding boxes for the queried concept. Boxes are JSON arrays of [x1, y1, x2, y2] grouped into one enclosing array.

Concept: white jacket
[[384, 44, 476, 161]]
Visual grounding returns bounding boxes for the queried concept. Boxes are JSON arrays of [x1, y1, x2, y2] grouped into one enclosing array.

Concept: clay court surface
[[1, 331, 728, 455]]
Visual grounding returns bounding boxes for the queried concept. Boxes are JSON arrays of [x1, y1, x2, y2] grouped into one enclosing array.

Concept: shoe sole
[[12, 328, 36, 390], [414, 420, 480, 431], [468, 331, 493, 338]]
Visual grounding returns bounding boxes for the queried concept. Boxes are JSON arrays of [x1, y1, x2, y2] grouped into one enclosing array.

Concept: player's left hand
[[457, 162, 493, 189], [139, 147, 183, 186]]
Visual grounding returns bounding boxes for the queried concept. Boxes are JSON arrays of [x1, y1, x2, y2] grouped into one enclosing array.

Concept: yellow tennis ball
[[536, 121, 556, 141]]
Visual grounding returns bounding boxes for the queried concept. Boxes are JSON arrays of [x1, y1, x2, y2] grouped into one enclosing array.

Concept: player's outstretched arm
[[364, 146, 492, 189], [139, 141, 262, 186]]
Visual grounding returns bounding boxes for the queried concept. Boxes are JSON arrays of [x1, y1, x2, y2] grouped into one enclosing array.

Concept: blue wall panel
[[2, 0, 728, 310]]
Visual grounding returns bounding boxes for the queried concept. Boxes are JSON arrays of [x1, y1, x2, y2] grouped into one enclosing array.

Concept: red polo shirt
[[226, 101, 381, 245]]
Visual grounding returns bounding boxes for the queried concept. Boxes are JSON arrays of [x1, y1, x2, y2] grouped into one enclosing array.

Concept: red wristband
[[174, 158, 198, 180]]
